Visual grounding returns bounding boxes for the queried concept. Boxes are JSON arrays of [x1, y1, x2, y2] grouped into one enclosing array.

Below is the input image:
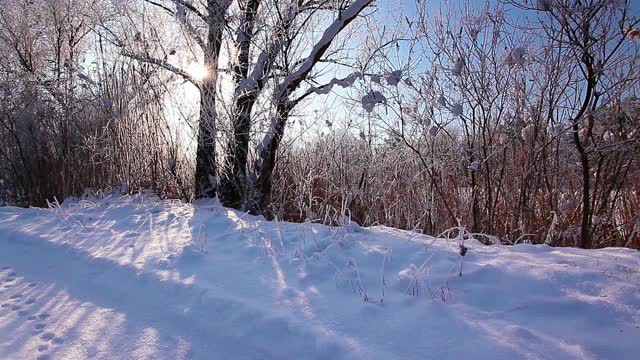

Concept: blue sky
[[289, 0, 640, 140]]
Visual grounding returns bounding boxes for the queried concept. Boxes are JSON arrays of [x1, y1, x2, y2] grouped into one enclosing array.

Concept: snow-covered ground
[[0, 193, 638, 360]]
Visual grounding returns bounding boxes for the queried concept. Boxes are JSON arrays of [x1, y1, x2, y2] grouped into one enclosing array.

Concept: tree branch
[[121, 50, 198, 86]]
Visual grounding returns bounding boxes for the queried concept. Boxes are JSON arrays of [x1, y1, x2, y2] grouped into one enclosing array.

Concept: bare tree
[[123, 0, 233, 198]]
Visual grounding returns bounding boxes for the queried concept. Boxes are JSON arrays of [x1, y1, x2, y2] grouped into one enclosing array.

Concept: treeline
[[0, 0, 639, 249]]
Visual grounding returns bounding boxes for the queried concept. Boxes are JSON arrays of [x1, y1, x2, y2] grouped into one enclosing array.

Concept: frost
[[450, 103, 463, 116], [208, 175, 217, 189], [537, 0, 552, 11], [451, 58, 465, 76], [552, 124, 564, 137], [468, 16, 484, 40], [236, 29, 247, 43], [309, 72, 361, 95], [578, 127, 589, 141], [386, 70, 403, 86], [77, 73, 93, 83], [506, 47, 527, 67], [176, 2, 186, 20], [403, 106, 418, 115], [0, 82, 11, 97], [496, 133, 508, 145], [603, 131, 614, 142], [311, 85, 332, 95], [361, 91, 387, 113], [336, 73, 358, 88], [521, 124, 535, 141], [468, 160, 481, 171]]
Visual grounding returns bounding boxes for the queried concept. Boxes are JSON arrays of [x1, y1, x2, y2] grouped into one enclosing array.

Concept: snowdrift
[[0, 193, 638, 359]]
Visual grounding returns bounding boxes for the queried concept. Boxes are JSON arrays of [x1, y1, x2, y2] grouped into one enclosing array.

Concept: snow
[[308, 72, 362, 96], [537, 0, 552, 11], [0, 193, 639, 359], [506, 47, 527, 67], [274, 0, 374, 101], [468, 160, 481, 171], [361, 91, 387, 113], [451, 58, 465, 76], [451, 102, 463, 116], [385, 70, 403, 86], [521, 124, 535, 142]]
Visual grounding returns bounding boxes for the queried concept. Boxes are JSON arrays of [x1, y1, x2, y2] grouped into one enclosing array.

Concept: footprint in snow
[[41, 332, 55, 341], [37, 344, 49, 352], [9, 293, 22, 299], [25, 298, 36, 305], [8, 272, 16, 277], [34, 323, 46, 330], [17, 310, 29, 316], [1, 266, 10, 270], [3, 284, 13, 288], [52, 337, 64, 344], [0, 303, 9, 308], [28, 283, 38, 288], [27, 315, 37, 321], [38, 313, 50, 320], [36, 354, 51, 360], [10, 304, 21, 311]]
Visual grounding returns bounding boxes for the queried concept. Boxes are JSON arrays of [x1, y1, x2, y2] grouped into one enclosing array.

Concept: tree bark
[[195, 75, 218, 198], [254, 103, 291, 216], [194, 1, 228, 198], [253, 0, 374, 215], [219, 0, 262, 208]]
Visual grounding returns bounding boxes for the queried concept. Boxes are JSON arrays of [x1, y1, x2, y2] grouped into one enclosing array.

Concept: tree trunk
[[251, 0, 374, 214], [219, 0, 265, 209], [195, 78, 218, 198], [219, 97, 252, 209], [254, 103, 291, 216], [194, 2, 226, 198]]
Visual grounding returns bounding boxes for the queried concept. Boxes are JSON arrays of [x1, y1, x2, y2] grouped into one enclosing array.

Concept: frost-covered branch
[[121, 50, 198, 86], [274, 0, 374, 101]]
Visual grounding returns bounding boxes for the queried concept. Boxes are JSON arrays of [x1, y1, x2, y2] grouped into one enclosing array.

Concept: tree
[[125, 0, 234, 198], [512, 0, 640, 248], [217, 0, 376, 214]]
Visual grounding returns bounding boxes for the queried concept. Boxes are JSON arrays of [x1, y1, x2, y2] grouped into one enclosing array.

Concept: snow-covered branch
[[121, 50, 198, 86], [274, 0, 375, 101]]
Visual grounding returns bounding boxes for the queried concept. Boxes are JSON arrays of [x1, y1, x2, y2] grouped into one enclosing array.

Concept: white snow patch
[[0, 194, 638, 359]]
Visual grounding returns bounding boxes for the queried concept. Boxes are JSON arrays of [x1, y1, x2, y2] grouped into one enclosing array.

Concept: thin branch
[[121, 50, 198, 86]]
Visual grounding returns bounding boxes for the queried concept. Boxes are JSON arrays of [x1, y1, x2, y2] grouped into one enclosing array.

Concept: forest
[[1, 0, 639, 249], [1, 1, 640, 359]]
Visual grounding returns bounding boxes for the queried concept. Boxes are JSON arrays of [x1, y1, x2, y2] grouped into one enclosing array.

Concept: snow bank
[[0, 193, 639, 359]]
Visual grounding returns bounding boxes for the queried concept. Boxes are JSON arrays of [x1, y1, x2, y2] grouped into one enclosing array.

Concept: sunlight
[[186, 62, 209, 81]]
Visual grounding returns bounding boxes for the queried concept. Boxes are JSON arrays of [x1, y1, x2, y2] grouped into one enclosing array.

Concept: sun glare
[[187, 62, 209, 81]]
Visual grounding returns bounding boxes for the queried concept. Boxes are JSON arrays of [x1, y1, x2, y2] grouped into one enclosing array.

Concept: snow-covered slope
[[0, 193, 638, 360]]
